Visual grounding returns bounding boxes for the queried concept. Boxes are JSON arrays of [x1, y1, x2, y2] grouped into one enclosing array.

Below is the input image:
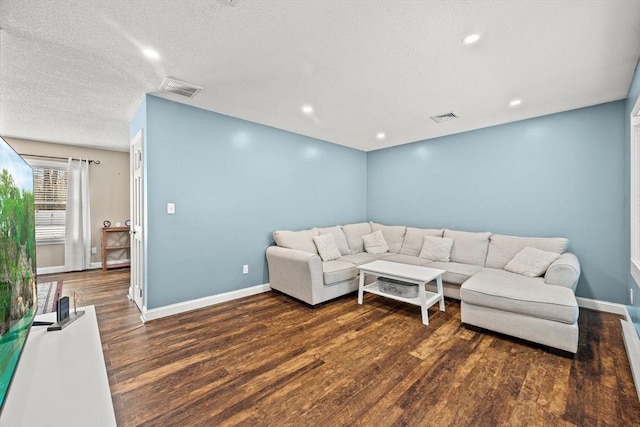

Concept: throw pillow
[[504, 247, 561, 277], [399, 227, 444, 256], [313, 234, 341, 262], [370, 222, 406, 254], [419, 236, 454, 262], [361, 230, 389, 254], [485, 234, 568, 269], [314, 226, 351, 256], [342, 222, 372, 254]]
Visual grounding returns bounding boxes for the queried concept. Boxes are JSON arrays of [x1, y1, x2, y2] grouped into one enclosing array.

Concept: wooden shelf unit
[[101, 226, 130, 270]]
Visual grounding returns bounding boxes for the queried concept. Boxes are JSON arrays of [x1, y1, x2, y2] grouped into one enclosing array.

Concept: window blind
[[32, 165, 68, 244]]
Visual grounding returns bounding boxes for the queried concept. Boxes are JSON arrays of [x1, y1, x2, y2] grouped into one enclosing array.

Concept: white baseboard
[[90, 259, 130, 269], [621, 318, 640, 401], [579, 296, 640, 401], [141, 283, 271, 322], [558, 297, 640, 400], [90, 260, 130, 270], [39, 262, 107, 275], [37, 266, 66, 275], [576, 296, 627, 316]]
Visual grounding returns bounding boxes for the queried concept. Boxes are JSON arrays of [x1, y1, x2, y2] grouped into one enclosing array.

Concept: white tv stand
[[0, 305, 117, 427]]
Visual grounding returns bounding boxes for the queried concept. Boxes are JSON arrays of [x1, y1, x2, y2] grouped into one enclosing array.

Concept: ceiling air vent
[[430, 112, 458, 123], [158, 77, 202, 99]]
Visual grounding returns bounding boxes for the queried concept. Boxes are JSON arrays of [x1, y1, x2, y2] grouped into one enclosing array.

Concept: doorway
[[130, 130, 144, 311]]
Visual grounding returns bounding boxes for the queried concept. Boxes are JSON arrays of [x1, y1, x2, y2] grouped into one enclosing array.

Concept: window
[[29, 159, 68, 244], [631, 96, 640, 285]]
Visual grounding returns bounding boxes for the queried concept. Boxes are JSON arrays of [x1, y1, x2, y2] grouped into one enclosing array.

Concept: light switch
[[167, 203, 175, 214]]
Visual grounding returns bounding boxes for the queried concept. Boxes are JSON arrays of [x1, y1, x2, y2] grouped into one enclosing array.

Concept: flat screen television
[[0, 137, 36, 412]]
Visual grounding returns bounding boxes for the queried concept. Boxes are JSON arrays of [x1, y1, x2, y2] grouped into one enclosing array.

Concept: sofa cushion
[[273, 229, 319, 254], [338, 253, 378, 265], [400, 227, 444, 256], [460, 268, 578, 324], [504, 247, 561, 277], [313, 234, 342, 262], [370, 222, 406, 254], [342, 222, 372, 254], [443, 229, 491, 266], [426, 261, 483, 285], [486, 234, 568, 269], [362, 230, 389, 254], [383, 253, 432, 266], [314, 226, 350, 256], [419, 236, 454, 262], [322, 260, 358, 285]]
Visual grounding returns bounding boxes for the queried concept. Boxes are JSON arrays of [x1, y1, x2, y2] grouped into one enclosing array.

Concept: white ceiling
[[1, 0, 639, 153]]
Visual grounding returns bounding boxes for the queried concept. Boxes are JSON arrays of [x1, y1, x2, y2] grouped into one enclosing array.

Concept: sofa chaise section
[[459, 236, 581, 354], [460, 262, 580, 354]]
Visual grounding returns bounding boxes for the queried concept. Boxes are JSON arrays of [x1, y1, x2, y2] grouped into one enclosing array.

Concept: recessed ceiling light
[[463, 34, 480, 44], [376, 132, 386, 140], [301, 104, 314, 115], [510, 99, 522, 107], [142, 48, 160, 60]]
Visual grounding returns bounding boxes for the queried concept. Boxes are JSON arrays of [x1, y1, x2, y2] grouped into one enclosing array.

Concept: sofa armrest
[[544, 252, 581, 292], [266, 246, 324, 305]]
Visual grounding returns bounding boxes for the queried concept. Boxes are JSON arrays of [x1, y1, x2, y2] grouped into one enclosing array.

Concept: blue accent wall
[[132, 85, 636, 312], [368, 101, 627, 303], [142, 95, 367, 309], [626, 58, 640, 335]]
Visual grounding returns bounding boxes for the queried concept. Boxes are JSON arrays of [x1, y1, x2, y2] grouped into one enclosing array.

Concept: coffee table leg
[[419, 281, 429, 325], [357, 271, 366, 304], [437, 275, 445, 311]]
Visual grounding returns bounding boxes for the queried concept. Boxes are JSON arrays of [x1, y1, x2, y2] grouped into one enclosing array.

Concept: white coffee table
[[357, 260, 446, 325]]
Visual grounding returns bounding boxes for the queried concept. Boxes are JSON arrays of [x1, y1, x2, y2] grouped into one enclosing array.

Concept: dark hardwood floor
[[40, 269, 640, 426]]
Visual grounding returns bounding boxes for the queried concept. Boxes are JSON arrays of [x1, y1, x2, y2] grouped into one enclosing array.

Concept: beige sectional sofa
[[266, 222, 581, 354]]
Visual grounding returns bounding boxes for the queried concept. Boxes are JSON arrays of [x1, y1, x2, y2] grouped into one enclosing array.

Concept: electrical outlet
[[91, 247, 97, 254], [243, 264, 249, 275]]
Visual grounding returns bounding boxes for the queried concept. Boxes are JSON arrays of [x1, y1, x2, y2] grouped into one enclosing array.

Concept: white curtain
[[64, 158, 91, 271]]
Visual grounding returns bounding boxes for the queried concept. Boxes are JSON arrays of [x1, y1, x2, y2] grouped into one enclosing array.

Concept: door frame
[[129, 129, 144, 312]]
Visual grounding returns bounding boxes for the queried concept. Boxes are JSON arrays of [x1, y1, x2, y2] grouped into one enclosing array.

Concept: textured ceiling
[[1, 0, 639, 152]]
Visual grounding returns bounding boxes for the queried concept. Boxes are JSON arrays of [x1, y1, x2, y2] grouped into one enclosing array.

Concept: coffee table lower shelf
[[363, 282, 442, 308], [357, 260, 446, 326]]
